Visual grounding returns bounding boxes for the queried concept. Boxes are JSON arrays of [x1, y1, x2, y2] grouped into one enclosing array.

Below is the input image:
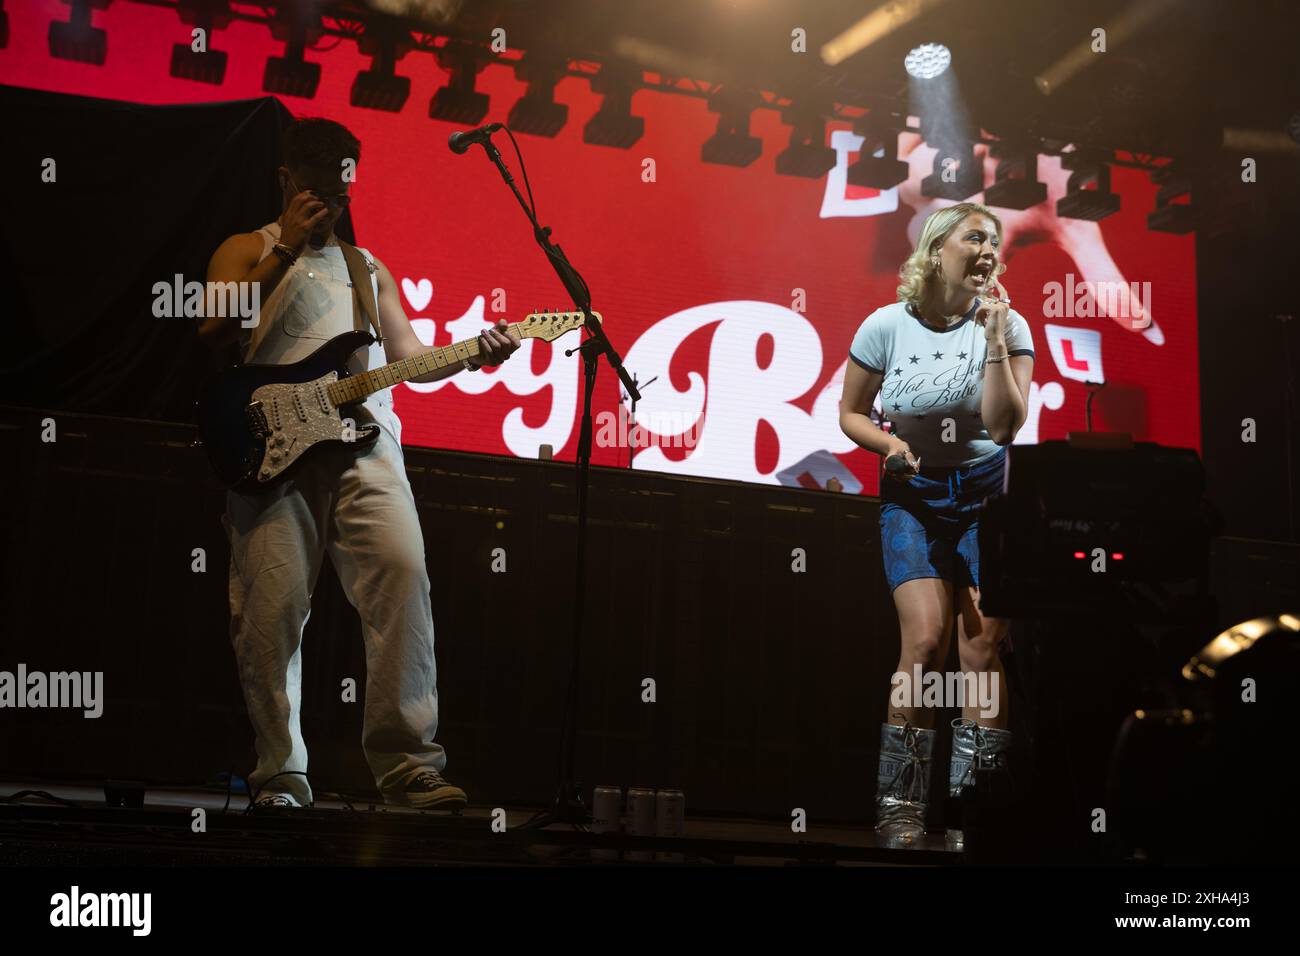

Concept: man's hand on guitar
[[475, 319, 522, 367]]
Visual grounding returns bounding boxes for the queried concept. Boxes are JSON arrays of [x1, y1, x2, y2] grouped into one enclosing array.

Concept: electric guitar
[[196, 310, 597, 491]]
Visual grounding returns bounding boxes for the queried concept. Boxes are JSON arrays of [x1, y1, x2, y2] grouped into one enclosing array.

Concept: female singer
[[839, 202, 1035, 848]]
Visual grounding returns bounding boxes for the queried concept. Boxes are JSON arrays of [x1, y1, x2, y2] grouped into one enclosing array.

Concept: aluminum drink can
[[655, 789, 685, 862], [625, 787, 657, 862], [591, 785, 622, 861]]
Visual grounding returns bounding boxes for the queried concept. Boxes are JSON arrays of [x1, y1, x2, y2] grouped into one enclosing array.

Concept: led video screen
[[1, 2, 1198, 496]]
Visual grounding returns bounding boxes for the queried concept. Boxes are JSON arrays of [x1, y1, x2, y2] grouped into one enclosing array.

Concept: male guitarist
[[198, 117, 520, 810]]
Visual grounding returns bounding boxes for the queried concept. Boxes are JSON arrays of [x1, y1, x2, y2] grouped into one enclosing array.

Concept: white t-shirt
[[849, 298, 1035, 467], [244, 222, 401, 445]]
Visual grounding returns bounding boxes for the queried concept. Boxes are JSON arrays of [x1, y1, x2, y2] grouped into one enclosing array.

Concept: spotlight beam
[[1035, 0, 1182, 95], [821, 0, 953, 67]]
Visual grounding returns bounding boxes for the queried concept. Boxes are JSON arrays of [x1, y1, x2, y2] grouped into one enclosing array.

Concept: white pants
[[224, 421, 445, 805]]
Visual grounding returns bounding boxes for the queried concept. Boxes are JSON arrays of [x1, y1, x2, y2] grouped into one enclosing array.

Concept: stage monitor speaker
[[979, 439, 1212, 623]]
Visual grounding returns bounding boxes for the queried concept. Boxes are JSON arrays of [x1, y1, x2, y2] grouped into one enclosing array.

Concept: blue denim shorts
[[878, 446, 1008, 593]]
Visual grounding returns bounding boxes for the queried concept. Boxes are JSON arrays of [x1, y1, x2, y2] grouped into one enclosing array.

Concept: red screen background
[[2, 1, 1199, 495]]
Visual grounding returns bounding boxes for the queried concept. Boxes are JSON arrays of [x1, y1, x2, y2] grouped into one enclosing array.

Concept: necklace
[[920, 306, 961, 330]]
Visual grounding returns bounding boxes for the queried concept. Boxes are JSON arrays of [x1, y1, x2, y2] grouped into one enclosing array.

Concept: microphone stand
[[622, 373, 658, 469], [471, 131, 641, 829]]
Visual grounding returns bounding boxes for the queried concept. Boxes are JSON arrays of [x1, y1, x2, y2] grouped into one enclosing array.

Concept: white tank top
[[241, 222, 401, 443]]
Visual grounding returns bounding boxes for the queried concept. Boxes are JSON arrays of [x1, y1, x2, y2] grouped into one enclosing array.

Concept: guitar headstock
[[519, 309, 601, 342]]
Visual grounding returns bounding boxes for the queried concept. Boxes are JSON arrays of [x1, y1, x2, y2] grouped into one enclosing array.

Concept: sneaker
[[386, 770, 467, 810], [251, 792, 303, 811]]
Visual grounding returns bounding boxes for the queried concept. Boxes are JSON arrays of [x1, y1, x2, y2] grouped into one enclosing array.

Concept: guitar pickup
[[245, 400, 270, 436]]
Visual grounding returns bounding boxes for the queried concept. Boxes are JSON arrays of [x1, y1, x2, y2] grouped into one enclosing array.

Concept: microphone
[[448, 123, 504, 154], [885, 452, 918, 477]]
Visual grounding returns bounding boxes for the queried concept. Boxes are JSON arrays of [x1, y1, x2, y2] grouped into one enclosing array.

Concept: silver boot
[[875, 721, 936, 848], [946, 718, 1013, 851]]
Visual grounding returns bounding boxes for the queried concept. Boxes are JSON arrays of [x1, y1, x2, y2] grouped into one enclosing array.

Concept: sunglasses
[[286, 173, 352, 209]]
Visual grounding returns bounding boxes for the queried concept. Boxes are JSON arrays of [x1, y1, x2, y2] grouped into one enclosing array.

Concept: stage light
[[430, 41, 489, 125], [171, 44, 227, 84], [352, 67, 409, 112], [821, 0, 951, 67], [368, 0, 463, 18], [48, 0, 108, 65], [263, 7, 322, 99], [920, 137, 982, 199], [583, 64, 644, 149], [508, 55, 569, 137], [1147, 165, 1195, 234], [983, 145, 1047, 210], [1183, 614, 1300, 681], [846, 111, 909, 189], [1147, 205, 1193, 233], [1055, 151, 1121, 221], [905, 43, 950, 80], [701, 90, 762, 168], [352, 25, 412, 112], [775, 107, 835, 178], [170, 1, 232, 85], [265, 56, 320, 99], [1223, 126, 1300, 153]]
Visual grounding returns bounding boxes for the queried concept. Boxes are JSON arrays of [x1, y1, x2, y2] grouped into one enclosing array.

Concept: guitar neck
[[327, 322, 524, 406]]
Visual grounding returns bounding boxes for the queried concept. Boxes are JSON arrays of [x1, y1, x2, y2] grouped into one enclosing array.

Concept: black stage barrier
[[0, 407, 907, 821], [4, 408, 1295, 835]]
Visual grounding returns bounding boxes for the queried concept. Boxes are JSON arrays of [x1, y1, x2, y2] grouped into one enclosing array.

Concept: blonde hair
[[896, 202, 1006, 307]]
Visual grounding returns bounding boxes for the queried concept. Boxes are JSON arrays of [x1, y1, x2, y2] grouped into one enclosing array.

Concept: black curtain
[[0, 86, 356, 422]]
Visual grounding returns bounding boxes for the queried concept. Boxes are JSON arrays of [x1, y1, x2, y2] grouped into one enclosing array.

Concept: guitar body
[[196, 330, 380, 492]]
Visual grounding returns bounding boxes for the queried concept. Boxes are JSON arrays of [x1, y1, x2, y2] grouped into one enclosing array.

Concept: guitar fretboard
[[326, 322, 524, 405]]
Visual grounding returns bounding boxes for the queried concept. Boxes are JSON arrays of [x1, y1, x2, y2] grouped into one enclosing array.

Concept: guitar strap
[[337, 239, 384, 344]]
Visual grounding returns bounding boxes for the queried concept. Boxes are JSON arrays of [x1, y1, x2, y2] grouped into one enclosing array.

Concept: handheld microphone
[[448, 123, 504, 154], [886, 453, 918, 477]]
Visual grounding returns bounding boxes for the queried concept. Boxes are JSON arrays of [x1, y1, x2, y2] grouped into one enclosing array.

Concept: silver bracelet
[[986, 354, 1008, 364]]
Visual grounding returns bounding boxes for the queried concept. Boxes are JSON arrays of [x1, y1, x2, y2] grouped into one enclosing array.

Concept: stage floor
[[1, 779, 957, 866]]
